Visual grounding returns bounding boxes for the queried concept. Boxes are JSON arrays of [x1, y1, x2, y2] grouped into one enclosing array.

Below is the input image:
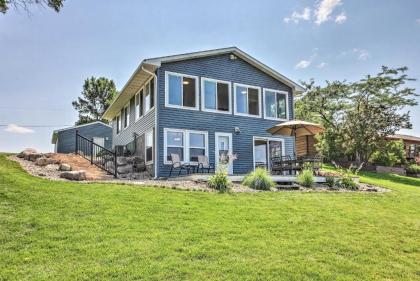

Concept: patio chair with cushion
[[169, 153, 190, 177], [197, 155, 214, 173]]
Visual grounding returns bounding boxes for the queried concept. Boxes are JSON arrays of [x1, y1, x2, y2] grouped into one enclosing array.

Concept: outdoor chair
[[169, 153, 190, 177], [197, 155, 214, 173]]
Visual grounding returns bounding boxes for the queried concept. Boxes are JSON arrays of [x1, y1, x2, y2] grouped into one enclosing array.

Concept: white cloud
[[4, 124, 34, 134], [317, 62, 327, 68], [335, 12, 347, 24], [353, 48, 370, 60], [284, 7, 311, 24], [315, 0, 342, 25], [295, 60, 311, 69]]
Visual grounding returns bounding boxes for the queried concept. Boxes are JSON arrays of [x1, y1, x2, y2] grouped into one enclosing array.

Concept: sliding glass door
[[253, 137, 284, 170]]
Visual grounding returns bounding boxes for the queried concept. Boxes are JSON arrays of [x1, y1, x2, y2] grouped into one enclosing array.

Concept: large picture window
[[201, 78, 231, 113], [164, 129, 208, 164], [145, 129, 153, 164], [264, 89, 288, 120], [165, 72, 199, 110], [234, 84, 261, 117]]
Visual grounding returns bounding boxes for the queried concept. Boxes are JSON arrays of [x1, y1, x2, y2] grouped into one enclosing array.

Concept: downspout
[[141, 66, 159, 179]]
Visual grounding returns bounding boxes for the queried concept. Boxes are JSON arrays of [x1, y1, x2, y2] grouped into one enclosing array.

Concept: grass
[[1, 154, 419, 281]]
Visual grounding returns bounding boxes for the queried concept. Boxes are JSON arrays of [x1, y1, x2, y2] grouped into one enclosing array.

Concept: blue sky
[[0, 0, 419, 152]]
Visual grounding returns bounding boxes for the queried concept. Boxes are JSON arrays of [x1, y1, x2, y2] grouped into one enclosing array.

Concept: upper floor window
[[201, 78, 231, 114], [165, 71, 199, 110], [116, 114, 121, 134], [122, 103, 130, 129], [135, 89, 143, 120], [234, 83, 261, 117], [145, 77, 154, 113], [263, 89, 289, 120]]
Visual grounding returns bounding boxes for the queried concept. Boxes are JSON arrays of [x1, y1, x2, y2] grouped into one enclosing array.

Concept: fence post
[[114, 151, 118, 178], [90, 139, 94, 164], [75, 130, 79, 155]]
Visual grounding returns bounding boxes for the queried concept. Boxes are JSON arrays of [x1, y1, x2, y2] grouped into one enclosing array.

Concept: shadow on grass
[[360, 171, 420, 187]]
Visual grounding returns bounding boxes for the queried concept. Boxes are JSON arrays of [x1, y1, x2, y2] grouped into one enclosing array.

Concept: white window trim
[[145, 128, 154, 165], [122, 102, 130, 130], [165, 71, 199, 111], [116, 112, 122, 135], [135, 76, 155, 123], [263, 88, 289, 121], [233, 83, 262, 118], [135, 92, 140, 121], [252, 136, 286, 171], [200, 77, 232, 114], [163, 128, 208, 165]]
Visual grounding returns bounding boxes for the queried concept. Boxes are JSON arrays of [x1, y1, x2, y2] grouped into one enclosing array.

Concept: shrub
[[325, 176, 336, 188], [369, 140, 406, 167], [338, 176, 358, 190], [208, 167, 230, 192], [242, 168, 275, 190], [406, 164, 420, 174], [297, 169, 315, 188]]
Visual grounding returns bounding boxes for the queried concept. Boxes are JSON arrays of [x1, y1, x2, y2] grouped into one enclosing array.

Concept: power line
[[0, 124, 72, 128]]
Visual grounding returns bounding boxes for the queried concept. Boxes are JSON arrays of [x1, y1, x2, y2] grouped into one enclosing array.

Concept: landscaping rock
[[25, 153, 44, 162], [44, 153, 55, 158], [117, 164, 132, 174], [35, 157, 59, 166], [117, 157, 128, 166], [59, 163, 72, 171], [59, 170, 86, 181], [38, 173, 46, 177], [17, 148, 37, 158], [45, 164, 58, 170]]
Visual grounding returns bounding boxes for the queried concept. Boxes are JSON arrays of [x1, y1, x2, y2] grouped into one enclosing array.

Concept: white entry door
[[215, 132, 233, 175], [93, 137, 105, 147]]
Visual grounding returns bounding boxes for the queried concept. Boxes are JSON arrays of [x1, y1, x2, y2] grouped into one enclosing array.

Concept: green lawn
[[1, 155, 419, 281]]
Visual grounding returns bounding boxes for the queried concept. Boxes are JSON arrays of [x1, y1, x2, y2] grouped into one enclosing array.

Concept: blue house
[[102, 47, 304, 178], [52, 121, 112, 154]]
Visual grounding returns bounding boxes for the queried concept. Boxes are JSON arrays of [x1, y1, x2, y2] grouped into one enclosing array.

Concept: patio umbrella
[[267, 120, 325, 138], [267, 120, 325, 157]]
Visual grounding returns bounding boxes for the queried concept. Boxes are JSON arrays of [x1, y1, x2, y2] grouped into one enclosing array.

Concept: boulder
[[116, 157, 128, 166], [117, 164, 132, 174], [35, 157, 59, 166], [44, 153, 55, 158], [59, 170, 86, 181], [17, 148, 37, 158], [59, 163, 72, 171], [25, 153, 44, 162]]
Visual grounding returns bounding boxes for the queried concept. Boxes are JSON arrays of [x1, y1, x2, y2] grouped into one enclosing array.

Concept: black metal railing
[[75, 131, 117, 178]]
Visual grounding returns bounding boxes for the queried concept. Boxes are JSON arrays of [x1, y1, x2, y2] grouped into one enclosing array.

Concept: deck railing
[[75, 131, 117, 178]]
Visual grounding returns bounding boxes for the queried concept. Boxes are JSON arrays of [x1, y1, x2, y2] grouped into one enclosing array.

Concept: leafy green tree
[[72, 77, 117, 126], [296, 66, 418, 162], [369, 140, 406, 167], [0, 0, 64, 14]]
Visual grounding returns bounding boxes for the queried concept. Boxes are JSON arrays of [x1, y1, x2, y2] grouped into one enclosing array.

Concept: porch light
[[234, 127, 240, 135]]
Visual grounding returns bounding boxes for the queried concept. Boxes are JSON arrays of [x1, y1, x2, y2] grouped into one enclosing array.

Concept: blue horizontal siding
[[156, 53, 295, 177], [56, 123, 112, 154]]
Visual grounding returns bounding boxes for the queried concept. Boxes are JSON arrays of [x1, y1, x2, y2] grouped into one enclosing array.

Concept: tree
[[0, 0, 64, 14], [72, 77, 117, 126], [296, 66, 418, 162]]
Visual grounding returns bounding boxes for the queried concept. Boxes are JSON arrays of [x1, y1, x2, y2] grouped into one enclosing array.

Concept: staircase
[[75, 131, 117, 178]]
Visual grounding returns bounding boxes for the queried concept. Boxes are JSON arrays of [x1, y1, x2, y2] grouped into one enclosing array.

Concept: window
[[116, 114, 121, 134], [234, 84, 261, 117], [263, 89, 288, 120], [150, 77, 154, 109], [165, 72, 199, 110], [123, 103, 129, 129], [201, 78, 231, 113], [253, 137, 284, 170], [189, 132, 206, 162], [164, 129, 208, 164], [135, 89, 144, 120], [145, 129, 153, 164], [166, 130, 184, 162], [145, 80, 151, 113]]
